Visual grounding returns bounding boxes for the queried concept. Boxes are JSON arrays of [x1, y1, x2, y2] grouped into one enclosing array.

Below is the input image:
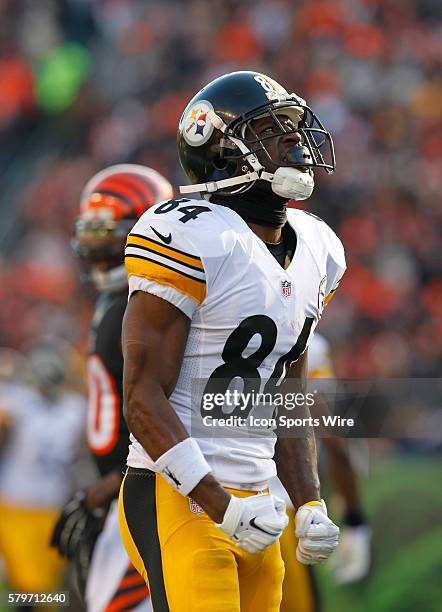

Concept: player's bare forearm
[[275, 423, 320, 508], [322, 436, 361, 513], [123, 357, 189, 456], [189, 474, 231, 523], [313, 393, 361, 513], [123, 291, 231, 521], [275, 350, 320, 508]]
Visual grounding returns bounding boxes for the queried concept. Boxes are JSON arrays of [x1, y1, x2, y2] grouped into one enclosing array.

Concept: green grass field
[[318, 454, 442, 612], [1, 454, 441, 611]]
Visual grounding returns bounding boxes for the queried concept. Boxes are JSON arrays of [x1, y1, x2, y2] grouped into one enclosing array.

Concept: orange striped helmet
[[74, 164, 173, 265]]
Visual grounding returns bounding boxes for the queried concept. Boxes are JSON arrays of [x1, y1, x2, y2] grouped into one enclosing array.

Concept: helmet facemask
[[72, 210, 132, 292], [73, 211, 134, 264], [180, 98, 335, 200], [225, 100, 335, 173], [224, 100, 334, 200]]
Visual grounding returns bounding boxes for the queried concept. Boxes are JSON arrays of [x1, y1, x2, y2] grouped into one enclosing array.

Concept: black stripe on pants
[[122, 467, 170, 612]]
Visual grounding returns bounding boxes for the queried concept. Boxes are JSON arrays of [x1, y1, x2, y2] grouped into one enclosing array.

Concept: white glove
[[295, 499, 340, 565], [216, 493, 289, 554], [329, 525, 371, 583]]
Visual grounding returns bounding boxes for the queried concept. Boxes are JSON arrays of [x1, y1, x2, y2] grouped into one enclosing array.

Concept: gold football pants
[[118, 468, 284, 612], [0, 500, 66, 592]]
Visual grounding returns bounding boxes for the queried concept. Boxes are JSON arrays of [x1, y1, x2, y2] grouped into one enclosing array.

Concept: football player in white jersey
[[271, 333, 371, 611], [118, 71, 346, 611], [0, 347, 86, 597]]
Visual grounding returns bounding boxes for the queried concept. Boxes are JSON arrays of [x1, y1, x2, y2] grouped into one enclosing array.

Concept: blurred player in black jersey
[[51, 164, 173, 612]]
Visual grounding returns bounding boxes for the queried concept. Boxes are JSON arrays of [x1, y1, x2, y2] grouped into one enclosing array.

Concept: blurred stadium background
[[0, 1, 440, 611]]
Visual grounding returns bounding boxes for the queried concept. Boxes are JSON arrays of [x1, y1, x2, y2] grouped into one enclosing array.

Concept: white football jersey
[[124, 198, 345, 489], [0, 383, 86, 507]]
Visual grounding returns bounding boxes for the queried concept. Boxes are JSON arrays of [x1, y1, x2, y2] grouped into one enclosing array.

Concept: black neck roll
[[210, 181, 288, 229]]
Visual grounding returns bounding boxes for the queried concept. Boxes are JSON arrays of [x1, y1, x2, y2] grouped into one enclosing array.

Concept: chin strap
[[180, 171, 260, 194]]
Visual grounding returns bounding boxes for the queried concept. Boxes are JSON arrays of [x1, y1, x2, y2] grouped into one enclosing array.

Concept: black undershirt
[[265, 222, 297, 269]]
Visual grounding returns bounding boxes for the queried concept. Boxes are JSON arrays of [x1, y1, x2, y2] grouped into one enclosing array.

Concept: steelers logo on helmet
[[181, 100, 215, 147]]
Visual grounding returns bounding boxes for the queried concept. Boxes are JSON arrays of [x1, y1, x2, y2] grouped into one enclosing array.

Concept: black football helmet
[[178, 71, 335, 200]]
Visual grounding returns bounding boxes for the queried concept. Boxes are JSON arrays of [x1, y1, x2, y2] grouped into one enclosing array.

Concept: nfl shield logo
[[281, 280, 292, 297]]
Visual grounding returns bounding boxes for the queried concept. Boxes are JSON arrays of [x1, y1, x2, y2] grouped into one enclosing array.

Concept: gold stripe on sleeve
[[125, 255, 206, 304]]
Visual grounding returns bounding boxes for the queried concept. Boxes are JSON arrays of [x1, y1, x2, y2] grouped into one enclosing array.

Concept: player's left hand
[[328, 525, 371, 583], [295, 499, 340, 565]]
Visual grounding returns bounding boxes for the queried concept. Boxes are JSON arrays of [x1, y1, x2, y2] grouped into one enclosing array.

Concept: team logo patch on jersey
[[181, 100, 214, 147], [281, 280, 292, 297], [189, 498, 204, 515]]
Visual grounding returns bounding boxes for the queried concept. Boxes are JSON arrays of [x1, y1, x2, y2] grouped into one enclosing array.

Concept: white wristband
[[154, 438, 211, 496]]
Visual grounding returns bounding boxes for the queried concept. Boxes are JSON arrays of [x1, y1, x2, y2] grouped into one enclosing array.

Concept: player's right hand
[[295, 499, 340, 565], [50, 491, 104, 559], [216, 493, 288, 554]]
